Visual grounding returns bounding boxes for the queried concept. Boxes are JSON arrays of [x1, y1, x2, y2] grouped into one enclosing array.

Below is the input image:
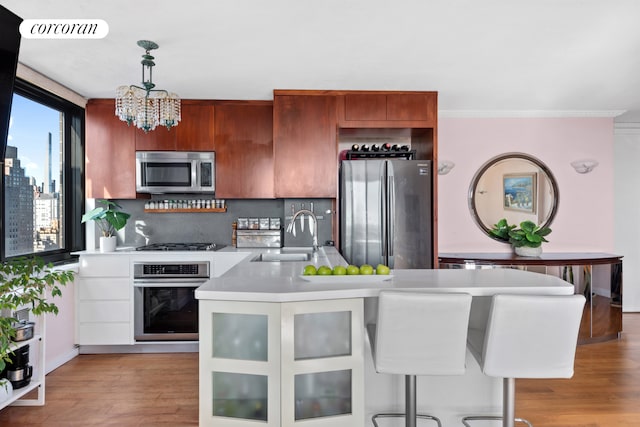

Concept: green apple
[[376, 264, 391, 275], [359, 264, 374, 275], [303, 265, 317, 276], [346, 265, 360, 275], [333, 265, 347, 276], [317, 265, 333, 275]]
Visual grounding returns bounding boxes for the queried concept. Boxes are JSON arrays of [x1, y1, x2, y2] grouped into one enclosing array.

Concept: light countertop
[[73, 246, 574, 302], [195, 246, 574, 302]]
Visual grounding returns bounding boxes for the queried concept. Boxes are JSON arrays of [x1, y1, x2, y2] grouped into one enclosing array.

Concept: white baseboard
[[45, 347, 79, 374]]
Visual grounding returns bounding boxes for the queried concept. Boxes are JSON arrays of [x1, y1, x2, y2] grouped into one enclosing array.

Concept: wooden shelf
[[144, 208, 227, 213]]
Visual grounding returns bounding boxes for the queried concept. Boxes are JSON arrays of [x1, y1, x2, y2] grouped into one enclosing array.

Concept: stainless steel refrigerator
[[340, 159, 433, 269]]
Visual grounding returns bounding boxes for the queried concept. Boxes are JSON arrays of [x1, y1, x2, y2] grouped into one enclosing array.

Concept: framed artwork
[[503, 173, 536, 213]]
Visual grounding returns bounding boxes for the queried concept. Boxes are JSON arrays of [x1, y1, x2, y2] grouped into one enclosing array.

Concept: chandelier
[[115, 40, 181, 132]]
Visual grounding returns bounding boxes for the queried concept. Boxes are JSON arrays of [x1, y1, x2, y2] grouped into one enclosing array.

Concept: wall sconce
[[570, 159, 599, 174], [438, 160, 455, 175]]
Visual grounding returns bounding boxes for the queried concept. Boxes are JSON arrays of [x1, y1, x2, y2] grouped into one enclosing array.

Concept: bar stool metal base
[[371, 375, 442, 427], [461, 378, 533, 427], [372, 413, 442, 427], [461, 415, 533, 427]]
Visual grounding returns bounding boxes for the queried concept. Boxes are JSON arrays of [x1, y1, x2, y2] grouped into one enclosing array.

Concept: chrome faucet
[[287, 209, 319, 252]]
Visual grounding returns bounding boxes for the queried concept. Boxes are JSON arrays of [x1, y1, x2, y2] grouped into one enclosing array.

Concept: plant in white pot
[[81, 200, 131, 252], [0, 257, 74, 400], [490, 218, 552, 257]]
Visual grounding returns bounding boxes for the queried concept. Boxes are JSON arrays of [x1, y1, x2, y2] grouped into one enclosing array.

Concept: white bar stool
[[462, 294, 586, 427], [368, 290, 472, 427]]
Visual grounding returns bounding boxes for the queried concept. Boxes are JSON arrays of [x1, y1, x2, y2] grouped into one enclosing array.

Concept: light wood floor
[[2, 315, 640, 426]]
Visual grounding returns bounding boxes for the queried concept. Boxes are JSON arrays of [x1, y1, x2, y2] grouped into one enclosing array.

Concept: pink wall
[[437, 117, 614, 253], [44, 276, 77, 373]]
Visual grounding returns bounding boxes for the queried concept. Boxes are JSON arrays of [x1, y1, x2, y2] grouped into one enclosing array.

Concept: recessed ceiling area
[[3, 0, 640, 121]]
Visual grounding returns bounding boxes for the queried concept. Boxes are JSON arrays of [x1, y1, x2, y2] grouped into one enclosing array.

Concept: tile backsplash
[[283, 199, 334, 248], [92, 198, 333, 249]]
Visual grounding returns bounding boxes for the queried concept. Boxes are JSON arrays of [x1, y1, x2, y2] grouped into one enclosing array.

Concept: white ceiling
[[3, 0, 640, 121]]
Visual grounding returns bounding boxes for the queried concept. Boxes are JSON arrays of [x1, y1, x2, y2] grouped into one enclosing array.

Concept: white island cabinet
[[199, 297, 364, 427], [196, 246, 575, 427]]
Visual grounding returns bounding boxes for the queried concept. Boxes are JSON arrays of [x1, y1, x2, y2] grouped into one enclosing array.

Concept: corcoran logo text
[[20, 19, 109, 39]]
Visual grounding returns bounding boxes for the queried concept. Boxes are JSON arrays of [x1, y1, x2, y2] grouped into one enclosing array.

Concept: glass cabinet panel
[[212, 371, 268, 421], [294, 311, 351, 360], [212, 313, 268, 361], [294, 369, 352, 420]]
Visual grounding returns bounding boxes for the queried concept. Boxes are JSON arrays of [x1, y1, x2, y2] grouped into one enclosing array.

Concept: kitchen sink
[[251, 248, 314, 262]]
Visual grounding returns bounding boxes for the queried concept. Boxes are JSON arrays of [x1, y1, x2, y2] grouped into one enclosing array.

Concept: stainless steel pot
[[13, 321, 35, 342]]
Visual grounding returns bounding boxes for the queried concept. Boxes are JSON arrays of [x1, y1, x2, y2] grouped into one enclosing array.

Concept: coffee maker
[[2, 344, 32, 389]]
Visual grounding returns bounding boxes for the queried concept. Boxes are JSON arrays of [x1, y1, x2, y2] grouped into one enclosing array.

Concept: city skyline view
[[5, 93, 64, 257], [8, 93, 61, 191]]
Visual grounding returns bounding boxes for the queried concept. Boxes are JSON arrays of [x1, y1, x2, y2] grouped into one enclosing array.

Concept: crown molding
[[439, 110, 627, 118], [614, 123, 640, 134]]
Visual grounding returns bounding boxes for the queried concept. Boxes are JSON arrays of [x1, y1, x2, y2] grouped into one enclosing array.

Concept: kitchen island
[[196, 246, 574, 427]]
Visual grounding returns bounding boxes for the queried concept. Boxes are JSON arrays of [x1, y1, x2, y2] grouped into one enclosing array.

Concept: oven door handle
[[133, 280, 206, 287]]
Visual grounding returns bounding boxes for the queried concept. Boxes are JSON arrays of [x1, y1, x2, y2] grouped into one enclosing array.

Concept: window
[[2, 79, 84, 263]]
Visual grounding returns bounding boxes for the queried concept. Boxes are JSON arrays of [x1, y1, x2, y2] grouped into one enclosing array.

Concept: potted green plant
[[490, 218, 552, 257], [81, 200, 130, 252], [0, 256, 74, 400]]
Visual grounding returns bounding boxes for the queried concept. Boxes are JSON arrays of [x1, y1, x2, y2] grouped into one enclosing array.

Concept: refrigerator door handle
[[388, 174, 395, 259], [380, 165, 387, 261]]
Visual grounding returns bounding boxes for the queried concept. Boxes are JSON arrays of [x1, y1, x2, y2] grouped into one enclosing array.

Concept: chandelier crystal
[[115, 40, 181, 132]]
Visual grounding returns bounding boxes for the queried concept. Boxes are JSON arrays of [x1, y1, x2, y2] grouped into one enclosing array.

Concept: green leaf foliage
[[81, 200, 130, 237], [489, 218, 516, 242], [490, 218, 552, 249], [0, 257, 74, 373]]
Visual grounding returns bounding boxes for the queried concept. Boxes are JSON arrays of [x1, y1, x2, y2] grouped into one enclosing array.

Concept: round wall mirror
[[469, 152, 559, 241]]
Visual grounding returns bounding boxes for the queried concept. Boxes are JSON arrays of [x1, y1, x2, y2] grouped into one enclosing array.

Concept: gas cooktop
[[135, 242, 226, 251]]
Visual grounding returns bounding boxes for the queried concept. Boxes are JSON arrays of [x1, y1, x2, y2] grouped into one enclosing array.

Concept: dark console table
[[438, 252, 623, 344]]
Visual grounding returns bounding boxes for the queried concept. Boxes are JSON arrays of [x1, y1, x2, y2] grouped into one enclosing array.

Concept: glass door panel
[[212, 313, 268, 361], [294, 369, 352, 420], [212, 371, 268, 421], [294, 311, 351, 360]]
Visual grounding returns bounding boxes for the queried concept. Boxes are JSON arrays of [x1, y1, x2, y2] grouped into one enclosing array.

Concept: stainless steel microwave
[[136, 151, 215, 194]]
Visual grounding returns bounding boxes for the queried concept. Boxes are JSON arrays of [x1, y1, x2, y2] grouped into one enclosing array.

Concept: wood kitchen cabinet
[[85, 99, 137, 199], [135, 100, 215, 151], [273, 92, 338, 198], [214, 101, 274, 198], [339, 91, 437, 127], [176, 100, 215, 151], [86, 99, 216, 199], [134, 126, 176, 151]]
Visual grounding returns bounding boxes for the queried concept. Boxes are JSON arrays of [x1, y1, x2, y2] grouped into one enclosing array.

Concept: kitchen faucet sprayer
[[287, 209, 319, 252]]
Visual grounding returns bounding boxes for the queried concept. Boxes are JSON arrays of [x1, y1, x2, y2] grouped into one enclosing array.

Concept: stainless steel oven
[[133, 261, 209, 342]]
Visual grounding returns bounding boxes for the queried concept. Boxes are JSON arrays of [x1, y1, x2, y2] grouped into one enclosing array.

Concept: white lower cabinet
[[199, 298, 364, 427], [75, 255, 133, 345]]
